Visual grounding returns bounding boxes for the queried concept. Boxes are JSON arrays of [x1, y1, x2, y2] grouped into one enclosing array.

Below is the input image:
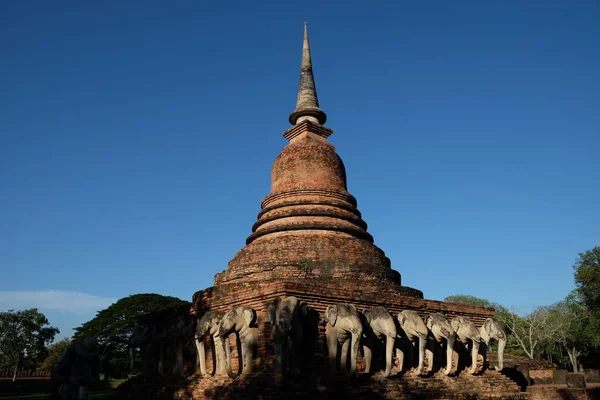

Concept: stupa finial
[[289, 23, 327, 126]]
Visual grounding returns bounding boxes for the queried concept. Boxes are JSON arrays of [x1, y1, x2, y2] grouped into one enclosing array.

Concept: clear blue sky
[[1, 1, 598, 339]]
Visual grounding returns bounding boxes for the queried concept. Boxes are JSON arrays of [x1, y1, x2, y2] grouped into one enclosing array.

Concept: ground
[[0, 378, 123, 400]]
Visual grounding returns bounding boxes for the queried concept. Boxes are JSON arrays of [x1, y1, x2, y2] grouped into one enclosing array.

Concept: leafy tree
[[573, 246, 600, 312], [73, 293, 190, 378], [0, 308, 59, 382], [573, 246, 600, 353], [38, 338, 71, 375], [545, 295, 588, 371]]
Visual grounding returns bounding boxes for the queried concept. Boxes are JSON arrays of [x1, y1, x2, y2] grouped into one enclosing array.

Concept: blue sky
[[1, 1, 598, 340]]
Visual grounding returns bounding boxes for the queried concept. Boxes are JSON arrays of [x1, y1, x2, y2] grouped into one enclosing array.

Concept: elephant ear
[[244, 308, 257, 327], [397, 312, 406, 326], [326, 306, 338, 327], [267, 303, 276, 325], [450, 317, 460, 332]]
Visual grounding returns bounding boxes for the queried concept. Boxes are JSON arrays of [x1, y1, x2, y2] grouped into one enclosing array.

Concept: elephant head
[[397, 310, 428, 375], [267, 296, 308, 374], [479, 318, 506, 371], [127, 326, 154, 375], [451, 316, 481, 374], [425, 313, 456, 376], [362, 306, 397, 377], [218, 305, 260, 378], [195, 310, 227, 377], [325, 303, 362, 376], [163, 317, 194, 375]]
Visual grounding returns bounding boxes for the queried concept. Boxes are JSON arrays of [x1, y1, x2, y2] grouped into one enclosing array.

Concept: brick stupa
[[210, 23, 420, 298], [179, 23, 525, 400]]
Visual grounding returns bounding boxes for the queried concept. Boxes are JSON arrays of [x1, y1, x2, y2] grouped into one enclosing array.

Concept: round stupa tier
[[213, 121, 401, 286]]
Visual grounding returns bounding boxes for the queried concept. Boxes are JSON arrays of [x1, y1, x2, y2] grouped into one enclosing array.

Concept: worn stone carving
[[361, 306, 397, 377], [451, 315, 481, 374], [127, 326, 156, 375], [267, 296, 308, 375], [397, 310, 428, 375], [218, 305, 260, 378], [161, 317, 195, 375], [426, 313, 456, 376], [325, 303, 362, 376], [479, 318, 506, 371], [195, 311, 228, 377]]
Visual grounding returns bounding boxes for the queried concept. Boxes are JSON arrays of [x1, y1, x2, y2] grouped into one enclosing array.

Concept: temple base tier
[[117, 279, 531, 399]]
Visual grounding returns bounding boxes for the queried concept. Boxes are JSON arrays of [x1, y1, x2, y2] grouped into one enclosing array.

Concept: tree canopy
[[73, 293, 190, 347], [0, 308, 59, 381], [73, 293, 190, 378], [573, 246, 600, 311]]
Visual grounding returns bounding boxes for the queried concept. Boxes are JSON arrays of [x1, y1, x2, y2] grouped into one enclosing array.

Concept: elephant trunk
[[129, 346, 135, 375], [363, 339, 373, 374], [224, 336, 238, 379], [469, 340, 480, 374], [195, 337, 206, 376], [443, 334, 455, 376], [383, 335, 395, 377], [496, 337, 505, 371], [349, 334, 360, 377], [274, 329, 286, 374], [415, 335, 426, 375], [158, 343, 165, 375]]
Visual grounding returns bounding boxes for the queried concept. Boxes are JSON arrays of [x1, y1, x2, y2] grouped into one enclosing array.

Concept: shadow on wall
[[501, 366, 530, 392]]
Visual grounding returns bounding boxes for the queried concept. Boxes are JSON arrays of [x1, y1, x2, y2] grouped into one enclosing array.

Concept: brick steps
[[135, 369, 527, 400]]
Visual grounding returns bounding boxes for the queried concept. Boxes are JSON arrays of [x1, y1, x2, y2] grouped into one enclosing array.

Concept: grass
[[0, 378, 120, 400]]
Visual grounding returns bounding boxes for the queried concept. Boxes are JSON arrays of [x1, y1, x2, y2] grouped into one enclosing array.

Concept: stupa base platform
[[117, 369, 528, 400], [191, 278, 493, 325]]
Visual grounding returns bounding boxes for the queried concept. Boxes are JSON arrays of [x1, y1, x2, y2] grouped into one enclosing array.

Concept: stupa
[[212, 22, 414, 295], [124, 24, 529, 400]]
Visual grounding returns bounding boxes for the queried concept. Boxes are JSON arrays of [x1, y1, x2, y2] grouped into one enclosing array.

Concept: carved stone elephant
[[218, 305, 260, 378], [451, 315, 481, 374], [195, 310, 229, 377], [397, 310, 428, 375], [361, 306, 397, 377], [128, 326, 156, 375], [480, 318, 506, 371], [267, 296, 308, 375], [162, 317, 195, 375], [325, 303, 362, 376], [426, 313, 456, 376]]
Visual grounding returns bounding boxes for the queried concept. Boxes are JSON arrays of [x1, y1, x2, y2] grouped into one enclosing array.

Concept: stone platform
[[119, 368, 527, 400]]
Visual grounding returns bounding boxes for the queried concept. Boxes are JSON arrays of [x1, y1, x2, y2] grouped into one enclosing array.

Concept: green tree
[[545, 294, 588, 371], [0, 308, 59, 382], [38, 338, 71, 375], [73, 293, 190, 378], [573, 246, 600, 351], [573, 246, 600, 312]]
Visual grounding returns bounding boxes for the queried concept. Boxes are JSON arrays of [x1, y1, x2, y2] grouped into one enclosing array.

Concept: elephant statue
[[479, 318, 506, 371], [194, 310, 229, 377], [397, 310, 428, 375], [425, 313, 456, 376], [267, 296, 308, 375], [451, 316, 481, 374], [361, 306, 397, 377], [127, 326, 155, 375], [325, 303, 362, 376], [218, 305, 260, 378], [162, 316, 195, 375]]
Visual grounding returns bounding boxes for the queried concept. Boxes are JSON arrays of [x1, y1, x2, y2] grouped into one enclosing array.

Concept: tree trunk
[[567, 347, 579, 372], [12, 365, 17, 382]]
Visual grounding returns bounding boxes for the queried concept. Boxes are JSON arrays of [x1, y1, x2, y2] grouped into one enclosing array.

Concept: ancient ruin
[[121, 24, 533, 399]]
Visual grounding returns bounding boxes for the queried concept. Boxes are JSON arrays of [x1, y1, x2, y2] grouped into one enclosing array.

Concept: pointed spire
[[289, 23, 327, 126]]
